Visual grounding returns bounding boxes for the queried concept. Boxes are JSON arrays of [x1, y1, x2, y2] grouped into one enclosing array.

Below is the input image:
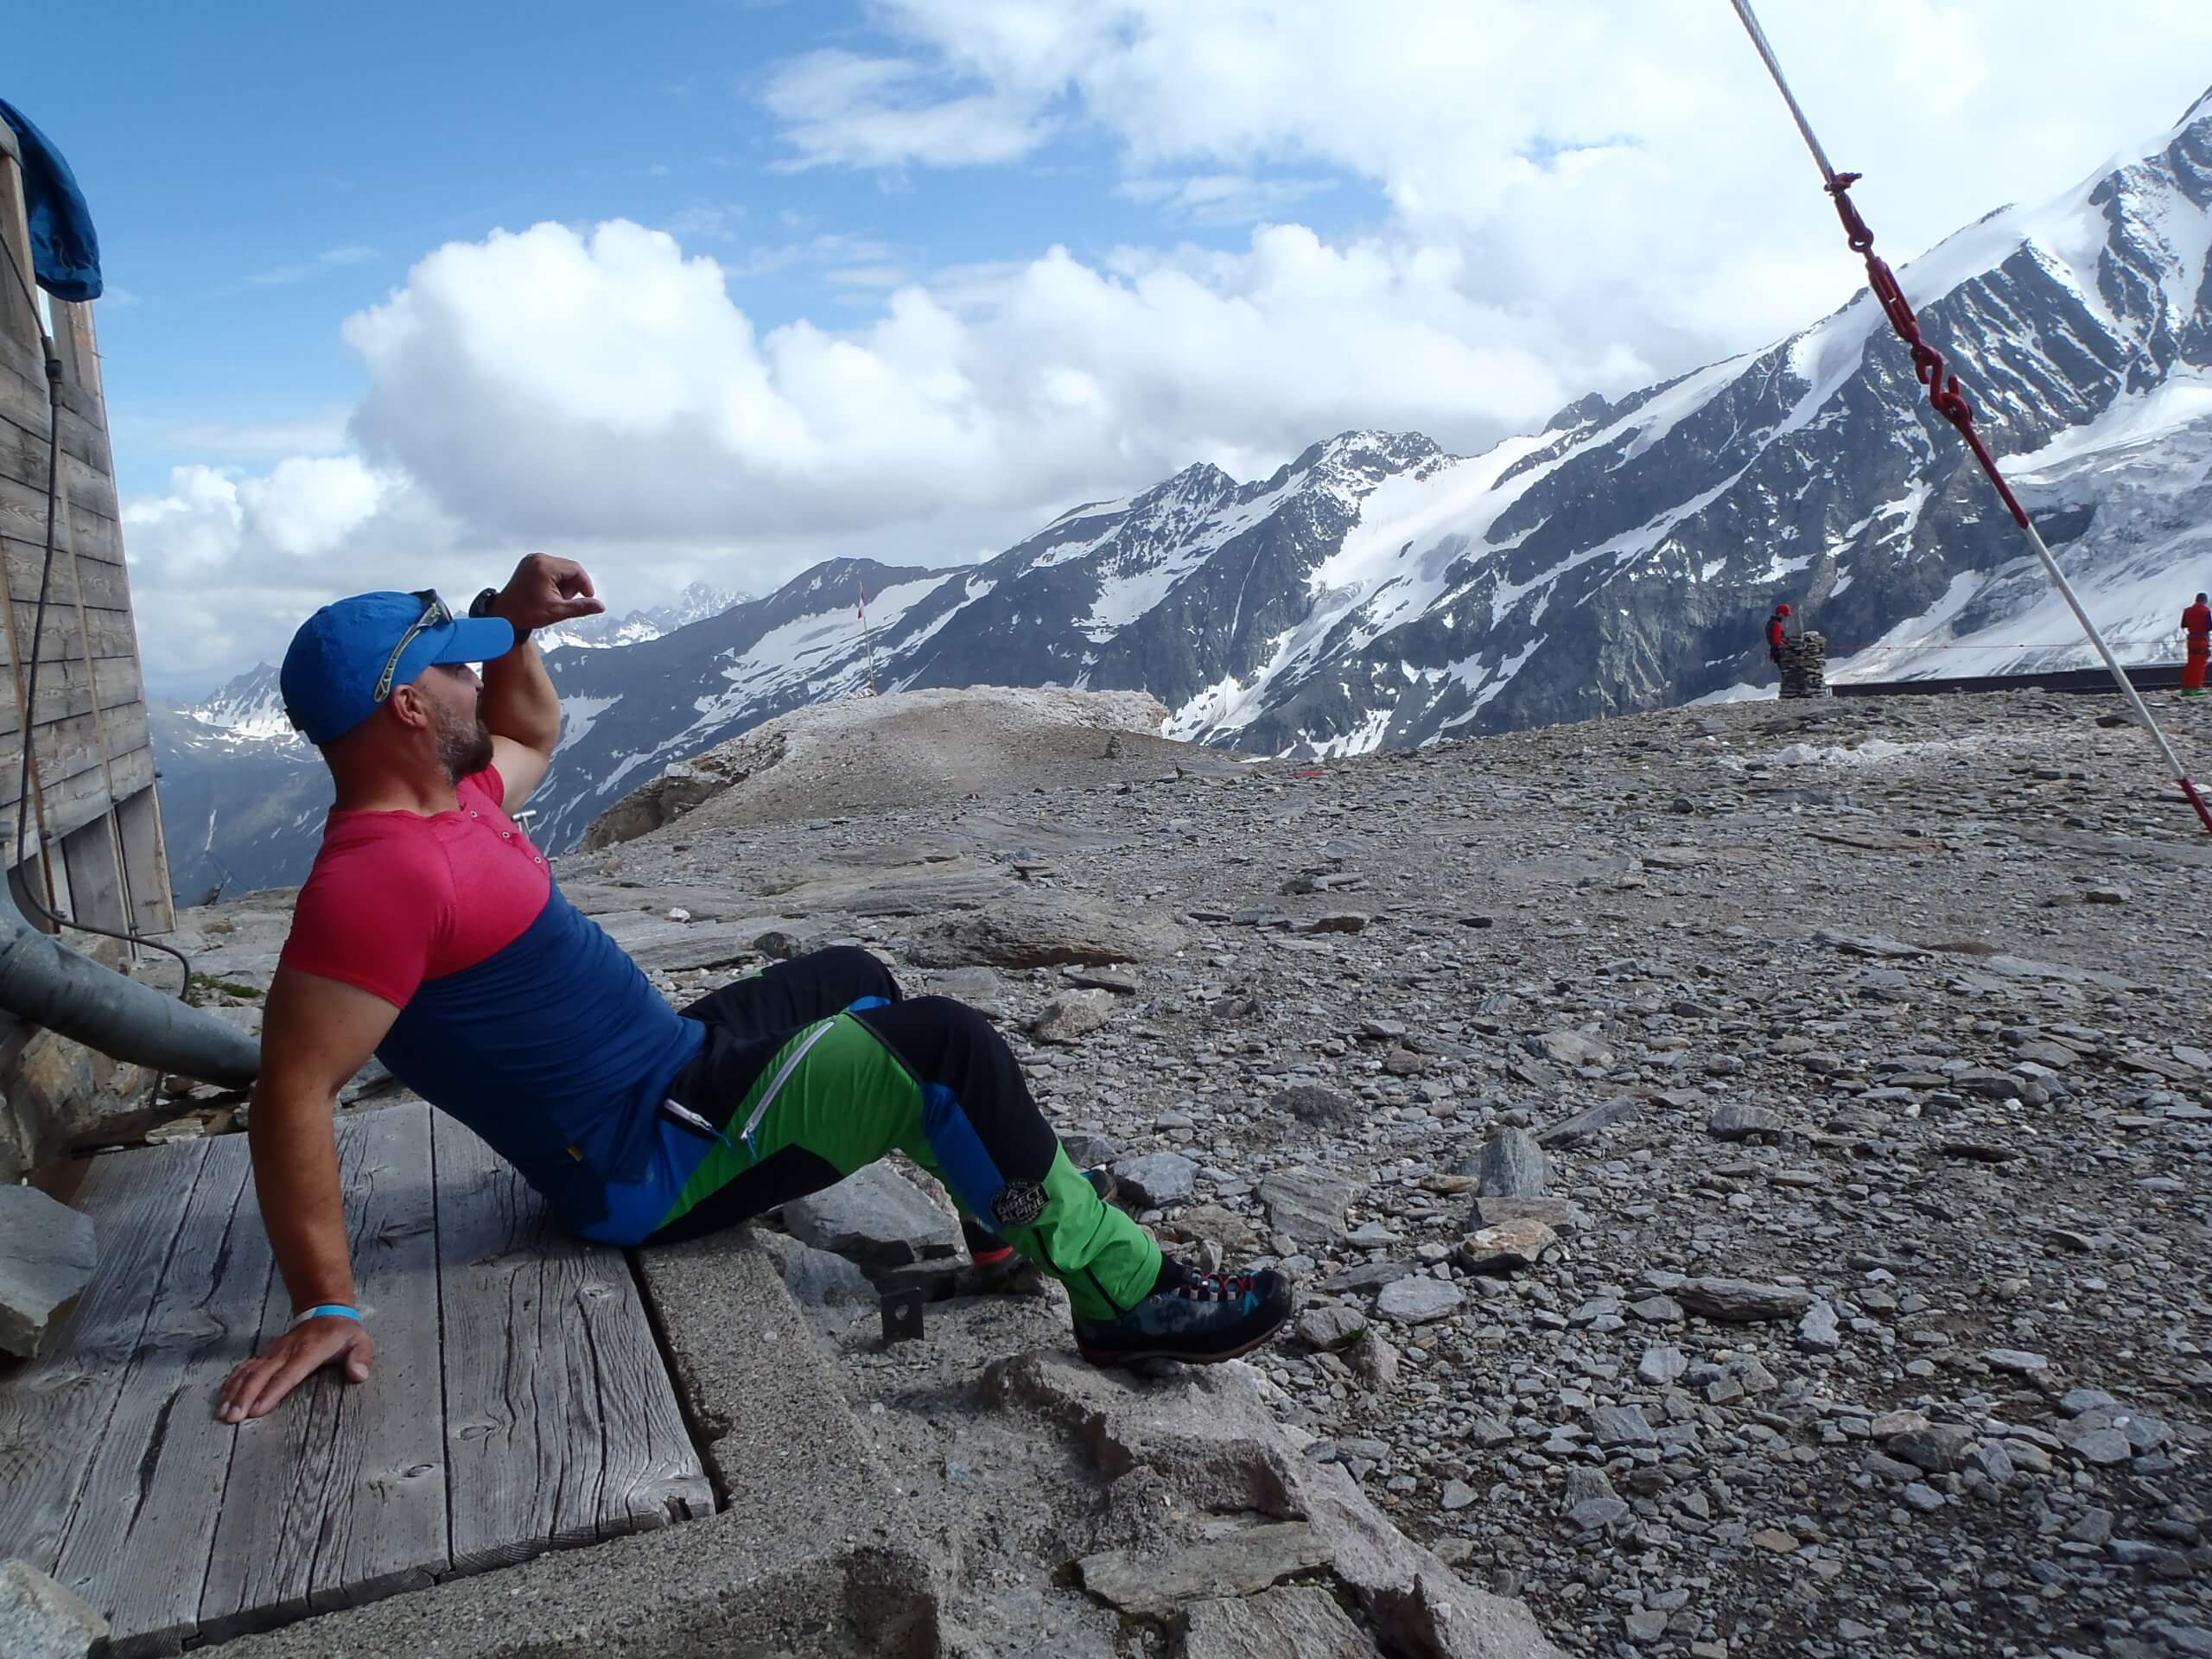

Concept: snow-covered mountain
[[537, 581, 744, 653], [151, 88, 2212, 898], [154, 664, 326, 904]]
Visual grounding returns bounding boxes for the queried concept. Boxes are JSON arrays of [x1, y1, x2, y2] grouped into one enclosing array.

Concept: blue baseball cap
[[281, 589, 516, 746]]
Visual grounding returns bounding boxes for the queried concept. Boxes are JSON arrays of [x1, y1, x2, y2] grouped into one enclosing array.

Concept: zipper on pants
[[733, 1020, 837, 1154]]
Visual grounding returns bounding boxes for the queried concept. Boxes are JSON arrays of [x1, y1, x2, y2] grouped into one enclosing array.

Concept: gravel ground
[[166, 686, 2212, 1658]]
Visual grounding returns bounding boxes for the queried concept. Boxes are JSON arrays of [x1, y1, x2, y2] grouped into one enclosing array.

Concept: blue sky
[[18, 0, 1375, 499], [10, 1, 2212, 696]]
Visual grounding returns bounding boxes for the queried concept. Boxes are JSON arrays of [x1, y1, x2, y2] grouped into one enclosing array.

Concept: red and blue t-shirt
[[280, 767, 705, 1231]]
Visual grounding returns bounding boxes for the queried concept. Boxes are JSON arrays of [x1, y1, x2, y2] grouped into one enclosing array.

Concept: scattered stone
[[1707, 1102, 1786, 1142], [2069, 1427, 2133, 1466], [0, 1186, 97, 1358], [1118, 1152, 1201, 1208], [1455, 1218, 1556, 1274], [904, 898, 1190, 968], [1259, 1166, 1359, 1245], [1472, 1128, 1549, 1198], [1534, 1030, 1614, 1068], [1296, 1303, 1369, 1352], [1981, 1348, 2050, 1375], [1638, 1344, 1688, 1386], [1470, 1196, 1581, 1232], [2084, 884, 2131, 904], [1376, 1276, 1464, 1324], [1272, 1083, 1361, 1128], [1537, 1097, 1638, 1147], [1798, 1300, 1841, 1352], [1751, 1529, 1799, 1554], [1591, 1404, 1657, 1447], [1888, 1422, 1974, 1474], [1675, 1277, 1813, 1323], [1027, 988, 1119, 1044]]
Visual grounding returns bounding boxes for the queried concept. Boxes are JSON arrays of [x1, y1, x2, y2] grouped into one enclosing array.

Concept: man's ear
[[385, 682, 435, 732]]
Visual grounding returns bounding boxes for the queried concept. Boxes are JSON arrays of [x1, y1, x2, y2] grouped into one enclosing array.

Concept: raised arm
[[216, 966, 400, 1423], [480, 553, 604, 812]]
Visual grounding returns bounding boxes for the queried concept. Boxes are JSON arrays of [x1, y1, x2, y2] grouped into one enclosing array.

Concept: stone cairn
[[1779, 631, 1828, 699]]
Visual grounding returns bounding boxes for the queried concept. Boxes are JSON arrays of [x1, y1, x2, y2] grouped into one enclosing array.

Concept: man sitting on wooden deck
[[217, 557, 1293, 1424]]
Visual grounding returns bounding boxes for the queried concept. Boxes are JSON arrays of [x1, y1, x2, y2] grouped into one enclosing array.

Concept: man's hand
[[495, 553, 605, 635], [218, 1315, 376, 1423]]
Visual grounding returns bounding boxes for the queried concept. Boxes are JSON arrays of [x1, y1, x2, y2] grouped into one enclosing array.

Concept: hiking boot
[[966, 1166, 1119, 1288], [1073, 1257, 1295, 1368]]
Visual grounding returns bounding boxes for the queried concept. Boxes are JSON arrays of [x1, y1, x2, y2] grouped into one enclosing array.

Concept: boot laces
[[1163, 1262, 1254, 1303]]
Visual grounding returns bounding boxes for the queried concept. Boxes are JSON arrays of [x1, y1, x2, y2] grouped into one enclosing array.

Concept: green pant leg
[[665, 1014, 1162, 1323], [899, 1138, 1161, 1322]]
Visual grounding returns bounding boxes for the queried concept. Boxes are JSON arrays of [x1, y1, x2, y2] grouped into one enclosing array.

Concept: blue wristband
[[290, 1304, 361, 1328]]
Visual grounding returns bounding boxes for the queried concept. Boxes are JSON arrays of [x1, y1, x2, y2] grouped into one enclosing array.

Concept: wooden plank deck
[[0, 1103, 713, 1654]]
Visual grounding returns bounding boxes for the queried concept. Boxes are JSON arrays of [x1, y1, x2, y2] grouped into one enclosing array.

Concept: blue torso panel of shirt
[[373, 887, 706, 1230]]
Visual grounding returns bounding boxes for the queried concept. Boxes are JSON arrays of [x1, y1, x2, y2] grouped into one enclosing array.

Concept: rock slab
[[904, 899, 1190, 969], [1675, 1276, 1813, 1323], [1077, 1523, 1332, 1616], [0, 1560, 109, 1659], [0, 1185, 96, 1358], [1179, 1586, 1379, 1658], [1472, 1128, 1548, 1198], [1120, 1151, 1200, 1208], [982, 1351, 1563, 1659], [1260, 1167, 1359, 1245], [785, 1163, 961, 1267]]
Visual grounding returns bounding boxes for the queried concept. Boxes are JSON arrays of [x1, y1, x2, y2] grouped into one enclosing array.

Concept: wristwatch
[[468, 587, 501, 620]]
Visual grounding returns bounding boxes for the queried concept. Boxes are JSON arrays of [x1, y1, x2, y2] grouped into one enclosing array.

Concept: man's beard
[[434, 699, 495, 782]]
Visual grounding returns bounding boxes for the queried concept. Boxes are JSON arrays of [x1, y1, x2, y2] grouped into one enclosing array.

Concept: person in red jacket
[[2185, 591, 2211, 696], [1767, 603, 1793, 671]]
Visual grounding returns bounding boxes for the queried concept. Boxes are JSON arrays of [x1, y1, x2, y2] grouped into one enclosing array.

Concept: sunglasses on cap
[[372, 589, 452, 702]]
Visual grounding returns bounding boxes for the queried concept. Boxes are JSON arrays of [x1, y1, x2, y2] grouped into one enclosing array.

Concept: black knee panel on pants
[[853, 995, 1059, 1184]]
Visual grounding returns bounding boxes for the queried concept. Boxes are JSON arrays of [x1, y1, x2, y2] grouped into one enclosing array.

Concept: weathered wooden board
[[59, 817, 126, 934], [48, 1141, 272, 1659], [200, 1105, 447, 1640], [0, 650, 142, 734], [4, 741, 155, 861], [116, 782, 175, 937], [0, 1104, 711, 1650], [435, 1115, 712, 1574], [0, 470, 126, 567], [0, 1139, 213, 1576]]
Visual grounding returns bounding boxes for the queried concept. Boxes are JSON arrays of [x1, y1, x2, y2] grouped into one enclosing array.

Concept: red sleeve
[[280, 836, 455, 1008]]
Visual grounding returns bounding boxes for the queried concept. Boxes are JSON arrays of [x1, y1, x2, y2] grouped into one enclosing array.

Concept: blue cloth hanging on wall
[[0, 99, 102, 302]]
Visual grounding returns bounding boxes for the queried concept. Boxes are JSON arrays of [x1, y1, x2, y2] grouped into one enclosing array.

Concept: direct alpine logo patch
[[991, 1180, 1049, 1228]]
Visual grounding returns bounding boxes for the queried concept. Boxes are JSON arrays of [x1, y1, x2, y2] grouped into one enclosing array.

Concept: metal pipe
[[0, 903, 258, 1088]]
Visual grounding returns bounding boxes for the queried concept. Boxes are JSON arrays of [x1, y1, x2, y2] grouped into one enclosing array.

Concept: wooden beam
[[0, 130, 37, 355], [59, 816, 127, 934], [48, 300, 104, 406], [117, 783, 175, 936]]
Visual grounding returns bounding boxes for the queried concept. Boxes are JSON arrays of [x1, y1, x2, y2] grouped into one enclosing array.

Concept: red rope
[[1824, 173, 2032, 531]]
